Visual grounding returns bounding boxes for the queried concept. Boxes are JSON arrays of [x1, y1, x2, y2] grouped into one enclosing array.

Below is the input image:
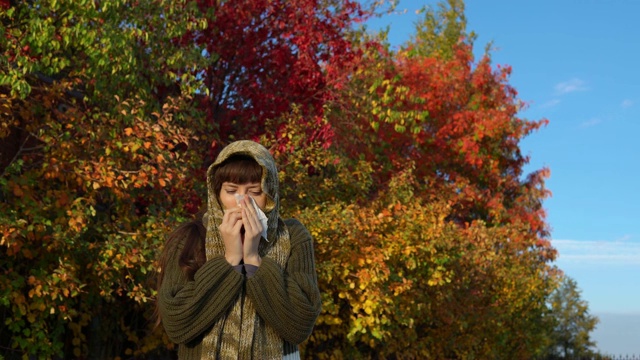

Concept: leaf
[[13, 184, 24, 197]]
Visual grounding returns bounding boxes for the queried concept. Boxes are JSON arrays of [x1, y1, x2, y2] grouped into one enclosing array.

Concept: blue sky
[[364, 0, 640, 355]]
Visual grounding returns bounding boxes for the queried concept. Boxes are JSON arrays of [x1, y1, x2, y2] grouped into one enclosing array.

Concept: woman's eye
[[250, 191, 262, 196]]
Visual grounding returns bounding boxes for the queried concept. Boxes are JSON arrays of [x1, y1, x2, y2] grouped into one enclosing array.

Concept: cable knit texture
[[158, 141, 321, 359]]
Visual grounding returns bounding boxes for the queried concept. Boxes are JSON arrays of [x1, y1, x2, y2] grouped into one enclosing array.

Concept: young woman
[[156, 140, 321, 359]]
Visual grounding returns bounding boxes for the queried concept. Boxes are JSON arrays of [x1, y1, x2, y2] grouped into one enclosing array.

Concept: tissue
[[234, 194, 269, 241]]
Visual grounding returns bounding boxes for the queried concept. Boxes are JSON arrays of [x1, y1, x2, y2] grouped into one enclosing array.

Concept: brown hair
[[212, 154, 263, 198], [154, 210, 206, 328]]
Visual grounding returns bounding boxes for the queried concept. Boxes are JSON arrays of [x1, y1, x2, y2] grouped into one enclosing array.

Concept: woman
[[156, 140, 322, 359]]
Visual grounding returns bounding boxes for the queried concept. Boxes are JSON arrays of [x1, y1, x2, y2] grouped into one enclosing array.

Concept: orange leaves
[[0, 89, 196, 358], [36, 97, 192, 195], [67, 214, 85, 232], [348, 36, 549, 236], [294, 150, 556, 358], [5, 237, 23, 256], [298, 168, 459, 353], [1, 1, 212, 357], [12, 183, 24, 197]]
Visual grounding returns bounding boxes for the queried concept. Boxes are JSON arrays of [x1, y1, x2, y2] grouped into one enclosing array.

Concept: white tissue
[[234, 194, 269, 241]]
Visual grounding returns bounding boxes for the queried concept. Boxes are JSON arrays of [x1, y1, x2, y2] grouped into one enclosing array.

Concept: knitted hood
[[205, 140, 280, 241]]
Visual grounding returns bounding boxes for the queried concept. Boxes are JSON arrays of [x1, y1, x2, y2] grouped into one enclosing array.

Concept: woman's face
[[219, 182, 267, 210]]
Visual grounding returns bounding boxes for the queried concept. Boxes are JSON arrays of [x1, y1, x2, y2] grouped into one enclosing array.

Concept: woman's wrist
[[225, 255, 242, 266], [243, 254, 261, 266]]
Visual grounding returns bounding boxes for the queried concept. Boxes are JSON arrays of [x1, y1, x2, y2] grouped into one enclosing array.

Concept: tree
[[543, 276, 600, 359], [298, 0, 559, 357], [1, 0, 210, 358], [0, 0, 370, 358]]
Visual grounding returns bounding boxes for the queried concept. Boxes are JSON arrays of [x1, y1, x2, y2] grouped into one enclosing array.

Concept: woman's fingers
[[219, 208, 244, 265], [225, 207, 242, 219], [224, 198, 263, 239], [241, 197, 258, 225], [220, 209, 242, 233]]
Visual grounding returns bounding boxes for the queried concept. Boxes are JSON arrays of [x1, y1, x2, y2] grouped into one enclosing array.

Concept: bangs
[[213, 155, 263, 191]]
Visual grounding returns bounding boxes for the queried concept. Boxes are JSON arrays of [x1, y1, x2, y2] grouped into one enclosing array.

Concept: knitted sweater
[[158, 218, 322, 359]]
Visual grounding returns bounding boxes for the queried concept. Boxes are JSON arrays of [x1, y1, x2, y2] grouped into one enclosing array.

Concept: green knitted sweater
[[158, 218, 322, 359]]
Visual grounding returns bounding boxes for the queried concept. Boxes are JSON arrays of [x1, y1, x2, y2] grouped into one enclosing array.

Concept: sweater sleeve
[[245, 219, 322, 344], [158, 240, 244, 345]]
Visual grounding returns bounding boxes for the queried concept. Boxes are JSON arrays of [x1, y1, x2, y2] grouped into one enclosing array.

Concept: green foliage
[[1, 0, 210, 358], [410, 0, 477, 58], [1, 0, 206, 101], [542, 276, 601, 359]]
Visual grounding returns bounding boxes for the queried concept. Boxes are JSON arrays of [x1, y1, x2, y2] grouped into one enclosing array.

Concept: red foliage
[[334, 41, 552, 254], [188, 0, 367, 153], [397, 45, 550, 240]]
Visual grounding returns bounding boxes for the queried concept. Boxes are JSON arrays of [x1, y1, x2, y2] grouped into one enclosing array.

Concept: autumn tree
[[1, 0, 210, 358], [297, 0, 559, 357]]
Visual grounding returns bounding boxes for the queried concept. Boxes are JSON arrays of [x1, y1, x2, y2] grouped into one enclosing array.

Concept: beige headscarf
[[202, 140, 291, 359]]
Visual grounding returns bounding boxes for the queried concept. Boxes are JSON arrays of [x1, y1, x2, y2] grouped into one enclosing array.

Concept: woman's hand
[[219, 207, 244, 265], [240, 196, 263, 266]]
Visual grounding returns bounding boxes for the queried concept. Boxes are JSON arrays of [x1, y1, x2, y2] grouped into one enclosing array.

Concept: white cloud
[[539, 99, 561, 108], [552, 239, 640, 265], [554, 78, 589, 95], [621, 99, 634, 108], [616, 234, 633, 242], [580, 118, 602, 128]]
